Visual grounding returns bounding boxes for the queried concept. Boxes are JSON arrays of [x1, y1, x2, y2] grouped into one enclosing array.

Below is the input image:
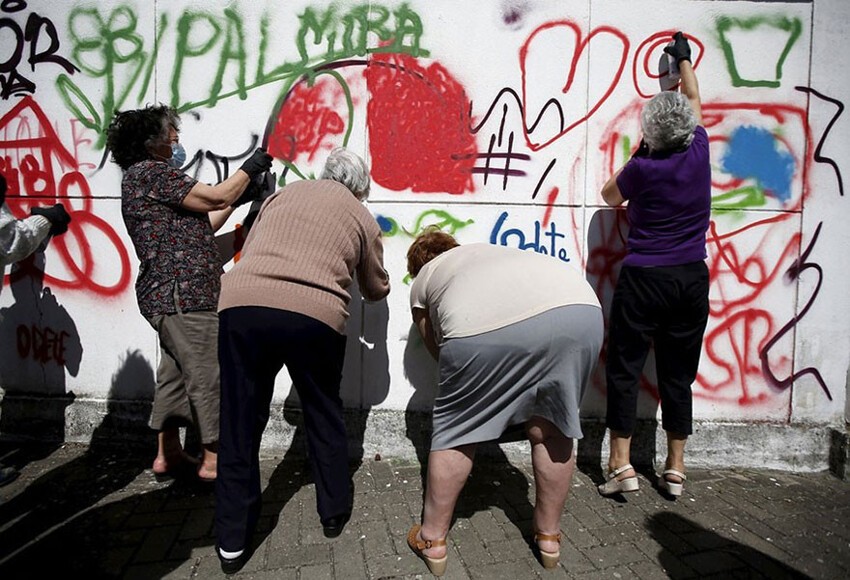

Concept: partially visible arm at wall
[[601, 168, 625, 207], [0, 208, 51, 269], [412, 307, 439, 360]]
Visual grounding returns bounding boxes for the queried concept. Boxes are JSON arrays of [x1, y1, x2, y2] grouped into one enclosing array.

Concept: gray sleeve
[[0, 205, 51, 269]]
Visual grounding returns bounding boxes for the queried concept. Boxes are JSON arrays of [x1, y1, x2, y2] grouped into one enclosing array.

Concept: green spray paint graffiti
[[376, 210, 474, 238], [56, 6, 164, 146], [375, 209, 474, 284], [57, 2, 428, 146], [716, 15, 802, 88], [712, 185, 767, 212], [172, 8, 249, 109]]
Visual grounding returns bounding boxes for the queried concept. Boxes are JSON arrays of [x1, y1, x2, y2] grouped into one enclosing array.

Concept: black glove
[[632, 139, 650, 159], [232, 171, 276, 208], [0, 173, 6, 206], [664, 31, 692, 64], [31, 203, 71, 236], [239, 148, 273, 179]]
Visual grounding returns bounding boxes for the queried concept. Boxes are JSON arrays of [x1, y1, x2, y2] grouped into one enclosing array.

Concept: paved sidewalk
[[0, 441, 848, 579]]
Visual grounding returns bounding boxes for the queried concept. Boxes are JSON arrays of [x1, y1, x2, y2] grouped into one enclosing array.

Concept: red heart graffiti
[[520, 21, 628, 151]]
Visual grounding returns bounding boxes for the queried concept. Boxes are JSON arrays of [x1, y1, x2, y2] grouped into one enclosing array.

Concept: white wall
[[1, 1, 847, 441]]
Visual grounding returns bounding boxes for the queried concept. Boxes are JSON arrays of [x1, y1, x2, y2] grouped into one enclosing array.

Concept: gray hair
[[320, 147, 371, 201], [640, 92, 697, 152]]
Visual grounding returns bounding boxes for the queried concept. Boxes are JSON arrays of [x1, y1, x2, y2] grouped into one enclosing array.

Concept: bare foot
[[198, 449, 217, 481], [152, 451, 198, 476], [198, 463, 217, 481], [152, 456, 169, 475]]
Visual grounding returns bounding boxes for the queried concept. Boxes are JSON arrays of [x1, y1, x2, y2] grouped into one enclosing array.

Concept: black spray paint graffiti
[[0, 2, 79, 99], [759, 221, 832, 401], [469, 88, 542, 192], [468, 92, 532, 190], [795, 86, 845, 196], [183, 135, 263, 183]]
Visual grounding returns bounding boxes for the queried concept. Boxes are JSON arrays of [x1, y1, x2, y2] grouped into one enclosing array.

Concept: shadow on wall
[[88, 349, 156, 444], [0, 254, 81, 441], [280, 281, 391, 466], [581, 209, 660, 470], [646, 512, 810, 579], [402, 322, 439, 483], [0, 316, 390, 578], [341, 282, 390, 463], [0, 349, 155, 568]]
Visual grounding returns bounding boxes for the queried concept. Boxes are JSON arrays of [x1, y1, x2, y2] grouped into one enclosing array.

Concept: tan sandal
[[407, 524, 447, 576], [533, 531, 561, 569]]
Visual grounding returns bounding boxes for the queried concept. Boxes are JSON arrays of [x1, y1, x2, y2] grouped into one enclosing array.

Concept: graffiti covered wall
[[1, 0, 848, 465]]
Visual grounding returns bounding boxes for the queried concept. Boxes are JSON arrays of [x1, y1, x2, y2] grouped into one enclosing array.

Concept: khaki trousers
[[146, 307, 220, 444]]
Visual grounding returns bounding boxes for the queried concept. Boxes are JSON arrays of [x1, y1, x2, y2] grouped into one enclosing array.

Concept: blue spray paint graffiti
[[721, 126, 795, 203], [376, 215, 395, 234], [489, 211, 571, 262]]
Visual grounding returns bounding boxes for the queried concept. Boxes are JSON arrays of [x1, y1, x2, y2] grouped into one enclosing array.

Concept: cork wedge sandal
[[533, 531, 561, 569], [407, 524, 448, 576]]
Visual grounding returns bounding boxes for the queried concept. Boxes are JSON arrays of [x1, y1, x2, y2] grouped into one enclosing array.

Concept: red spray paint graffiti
[[265, 54, 478, 194], [632, 31, 705, 98], [365, 52, 478, 194], [520, 20, 628, 150], [267, 75, 348, 163], [697, 215, 801, 405], [0, 96, 131, 297], [17, 323, 70, 365]]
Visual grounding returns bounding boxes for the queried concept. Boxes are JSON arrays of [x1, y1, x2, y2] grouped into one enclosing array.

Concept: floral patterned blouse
[[121, 160, 222, 317]]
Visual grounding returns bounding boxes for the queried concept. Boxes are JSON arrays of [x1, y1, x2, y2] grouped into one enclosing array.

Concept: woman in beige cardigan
[[214, 149, 390, 574]]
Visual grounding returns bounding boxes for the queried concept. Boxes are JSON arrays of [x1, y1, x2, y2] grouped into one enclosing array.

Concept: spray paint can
[[665, 40, 680, 85]]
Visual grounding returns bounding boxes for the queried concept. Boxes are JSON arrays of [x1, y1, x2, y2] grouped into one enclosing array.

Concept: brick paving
[[0, 442, 848, 579]]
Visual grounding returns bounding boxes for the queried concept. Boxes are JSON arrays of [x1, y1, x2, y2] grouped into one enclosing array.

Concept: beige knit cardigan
[[218, 179, 390, 333]]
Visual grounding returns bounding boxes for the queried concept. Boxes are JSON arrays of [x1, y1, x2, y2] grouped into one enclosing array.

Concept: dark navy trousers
[[605, 261, 710, 436], [215, 306, 349, 552]]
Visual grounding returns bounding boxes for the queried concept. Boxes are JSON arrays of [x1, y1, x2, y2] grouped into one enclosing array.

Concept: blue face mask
[[169, 143, 187, 168]]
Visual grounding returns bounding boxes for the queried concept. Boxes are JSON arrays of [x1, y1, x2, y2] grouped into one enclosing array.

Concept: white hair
[[640, 92, 697, 152], [320, 148, 371, 201]]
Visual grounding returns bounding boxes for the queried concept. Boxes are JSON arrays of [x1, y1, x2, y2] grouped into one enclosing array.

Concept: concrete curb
[[1, 395, 845, 473]]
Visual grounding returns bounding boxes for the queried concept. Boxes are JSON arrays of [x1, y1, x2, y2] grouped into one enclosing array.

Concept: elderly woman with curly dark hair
[[106, 104, 272, 482], [404, 230, 603, 575], [597, 32, 710, 499]]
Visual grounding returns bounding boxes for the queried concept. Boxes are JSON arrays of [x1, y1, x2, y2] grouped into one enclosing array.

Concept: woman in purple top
[[598, 32, 710, 499]]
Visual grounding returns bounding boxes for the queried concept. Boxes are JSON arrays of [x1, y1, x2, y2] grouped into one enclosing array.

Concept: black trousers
[[605, 262, 709, 436], [215, 306, 349, 552]]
